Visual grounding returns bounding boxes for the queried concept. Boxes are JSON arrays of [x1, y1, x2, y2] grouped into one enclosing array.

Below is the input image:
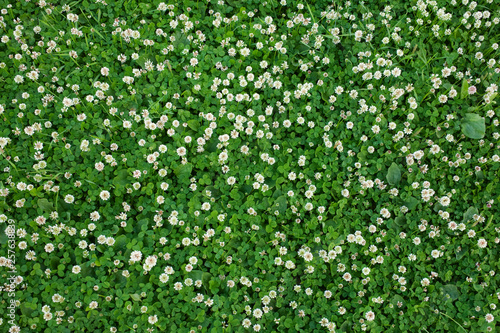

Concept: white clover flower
[[64, 194, 74, 204], [0, 137, 11, 149], [365, 311, 375, 321], [99, 190, 110, 201], [148, 315, 158, 325], [478, 238, 488, 248], [130, 250, 142, 263], [122, 76, 134, 84], [439, 196, 450, 207], [242, 318, 252, 328]]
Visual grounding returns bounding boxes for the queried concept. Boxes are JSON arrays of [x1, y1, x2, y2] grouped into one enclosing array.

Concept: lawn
[[0, 0, 499, 332]]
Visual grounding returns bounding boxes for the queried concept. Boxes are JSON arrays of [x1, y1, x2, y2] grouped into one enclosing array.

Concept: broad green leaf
[[115, 235, 128, 250], [130, 293, 141, 301], [206, 140, 217, 153], [174, 163, 193, 183], [20, 303, 37, 317], [265, 272, 277, 281], [37, 198, 54, 212], [387, 163, 401, 185], [273, 196, 288, 214], [0, 226, 7, 245], [241, 184, 252, 194], [173, 31, 189, 48], [461, 113, 485, 139], [80, 263, 93, 277], [135, 55, 149, 70], [394, 216, 406, 228], [340, 320, 352, 332], [403, 196, 419, 210], [190, 270, 211, 286], [187, 119, 200, 131], [202, 272, 212, 286], [113, 169, 129, 187], [391, 294, 405, 306], [456, 245, 468, 259], [50, 257, 60, 269], [442, 284, 460, 300], [137, 219, 148, 233], [488, 92, 497, 102], [462, 206, 478, 222], [460, 79, 469, 99], [191, 270, 203, 281], [445, 52, 458, 66]]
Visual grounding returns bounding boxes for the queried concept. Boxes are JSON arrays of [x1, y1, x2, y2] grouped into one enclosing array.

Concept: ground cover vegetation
[[0, 0, 499, 332]]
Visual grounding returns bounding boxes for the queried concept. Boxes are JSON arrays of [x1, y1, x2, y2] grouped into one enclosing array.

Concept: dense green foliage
[[0, 0, 499, 332]]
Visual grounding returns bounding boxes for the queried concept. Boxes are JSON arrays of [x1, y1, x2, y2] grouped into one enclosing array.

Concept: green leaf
[[190, 270, 212, 287], [340, 320, 352, 332], [403, 196, 419, 210], [20, 303, 37, 317], [37, 198, 54, 212], [0, 226, 8, 245], [441, 284, 460, 300], [387, 163, 401, 185], [209, 279, 220, 293], [130, 293, 142, 302], [136, 55, 148, 70], [174, 163, 193, 183], [265, 272, 277, 282], [461, 113, 485, 139], [391, 294, 405, 306], [444, 270, 453, 282], [462, 206, 478, 222], [178, 109, 191, 121], [488, 92, 497, 102], [241, 184, 252, 194], [115, 235, 128, 250], [202, 272, 212, 286], [230, 189, 241, 200], [206, 139, 217, 153], [394, 216, 405, 229], [137, 219, 148, 233], [187, 119, 200, 131], [445, 52, 458, 66], [273, 196, 288, 214], [226, 0, 245, 8], [50, 256, 60, 269], [455, 245, 468, 260], [460, 79, 469, 99], [173, 31, 189, 48], [113, 169, 129, 187]]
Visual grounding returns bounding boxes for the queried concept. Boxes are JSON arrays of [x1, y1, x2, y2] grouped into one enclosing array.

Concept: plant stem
[[438, 310, 467, 333]]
